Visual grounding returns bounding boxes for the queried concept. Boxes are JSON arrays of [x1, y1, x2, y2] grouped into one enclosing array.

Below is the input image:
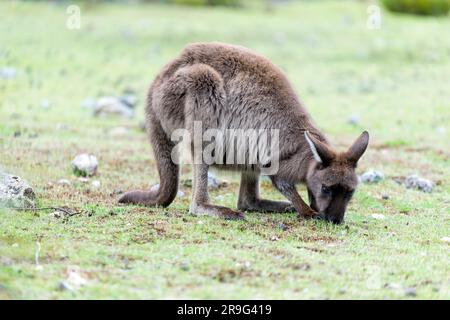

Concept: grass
[[0, 0, 449, 299]]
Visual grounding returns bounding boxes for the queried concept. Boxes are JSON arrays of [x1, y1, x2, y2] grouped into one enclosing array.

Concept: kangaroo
[[119, 42, 369, 224]]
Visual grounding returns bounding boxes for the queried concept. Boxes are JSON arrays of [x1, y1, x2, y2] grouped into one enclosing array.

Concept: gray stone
[[94, 96, 134, 118], [359, 170, 384, 183], [120, 93, 138, 109], [180, 172, 227, 190], [57, 281, 74, 292], [49, 211, 62, 218], [404, 287, 417, 297], [72, 154, 98, 177], [404, 175, 434, 193], [91, 180, 101, 189], [0, 173, 35, 209]]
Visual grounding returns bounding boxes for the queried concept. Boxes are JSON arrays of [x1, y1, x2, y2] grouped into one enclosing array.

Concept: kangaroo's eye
[[321, 185, 332, 196]]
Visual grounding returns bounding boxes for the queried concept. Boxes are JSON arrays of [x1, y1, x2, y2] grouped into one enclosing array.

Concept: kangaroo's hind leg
[[118, 111, 179, 207], [181, 63, 244, 220], [237, 171, 295, 213], [190, 163, 244, 220]]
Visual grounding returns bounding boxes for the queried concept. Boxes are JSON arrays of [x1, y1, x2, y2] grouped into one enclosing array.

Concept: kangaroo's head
[[304, 131, 369, 224]]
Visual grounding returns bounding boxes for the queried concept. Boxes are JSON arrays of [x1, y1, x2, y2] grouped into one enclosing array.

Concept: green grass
[[0, 0, 449, 299]]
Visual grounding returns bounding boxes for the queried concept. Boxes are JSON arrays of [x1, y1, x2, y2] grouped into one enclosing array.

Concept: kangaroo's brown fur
[[119, 42, 369, 224]]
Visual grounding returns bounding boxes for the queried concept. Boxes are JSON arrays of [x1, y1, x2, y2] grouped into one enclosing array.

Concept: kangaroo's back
[[149, 42, 319, 139]]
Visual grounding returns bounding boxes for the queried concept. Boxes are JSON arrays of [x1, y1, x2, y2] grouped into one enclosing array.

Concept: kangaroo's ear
[[346, 131, 369, 164], [304, 131, 335, 165]]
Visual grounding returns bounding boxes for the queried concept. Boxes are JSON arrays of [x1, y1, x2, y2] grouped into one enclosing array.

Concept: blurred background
[[1, 0, 449, 299]]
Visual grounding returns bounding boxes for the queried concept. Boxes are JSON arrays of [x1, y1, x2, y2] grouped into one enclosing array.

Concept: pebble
[[371, 214, 385, 220], [359, 170, 384, 183], [0, 172, 35, 209], [72, 154, 98, 177], [65, 266, 88, 288], [270, 235, 280, 241], [404, 175, 434, 193], [91, 180, 101, 189], [94, 96, 134, 118], [58, 281, 74, 292], [49, 211, 62, 218], [181, 173, 227, 190], [404, 287, 417, 297]]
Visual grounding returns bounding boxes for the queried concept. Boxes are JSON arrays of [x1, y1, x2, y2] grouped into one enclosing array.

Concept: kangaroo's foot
[[190, 203, 245, 220], [238, 199, 295, 213], [118, 189, 159, 206]]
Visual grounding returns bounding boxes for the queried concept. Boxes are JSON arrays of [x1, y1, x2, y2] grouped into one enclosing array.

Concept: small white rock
[[91, 180, 101, 189], [440, 237, 450, 243], [0, 172, 36, 208], [49, 211, 62, 218], [94, 96, 134, 118], [360, 170, 384, 184], [65, 266, 88, 288], [72, 154, 98, 177], [371, 214, 386, 220]]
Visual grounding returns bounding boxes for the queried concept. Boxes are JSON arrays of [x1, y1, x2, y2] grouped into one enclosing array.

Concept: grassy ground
[[0, 0, 449, 299]]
